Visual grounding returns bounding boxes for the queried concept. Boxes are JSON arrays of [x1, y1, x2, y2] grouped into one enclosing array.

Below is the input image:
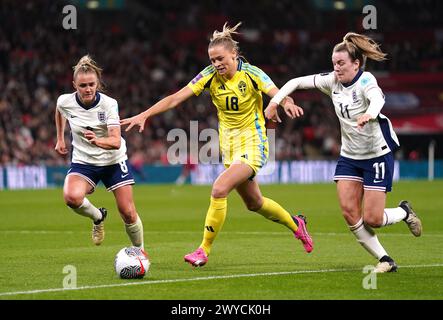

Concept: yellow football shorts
[[220, 128, 269, 176]]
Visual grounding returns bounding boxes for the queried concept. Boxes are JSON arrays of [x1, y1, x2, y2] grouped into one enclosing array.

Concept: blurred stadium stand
[[0, 0, 442, 168]]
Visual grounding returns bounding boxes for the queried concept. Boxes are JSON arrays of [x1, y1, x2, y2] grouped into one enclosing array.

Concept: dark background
[[0, 0, 442, 166]]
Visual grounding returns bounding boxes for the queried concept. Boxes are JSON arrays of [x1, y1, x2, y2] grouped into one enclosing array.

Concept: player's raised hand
[[120, 112, 148, 133], [264, 102, 282, 123], [281, 96, 304, 119]]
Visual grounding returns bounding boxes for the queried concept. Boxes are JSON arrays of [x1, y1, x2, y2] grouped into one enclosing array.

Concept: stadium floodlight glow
[[334, 1, 346, 10], [86, 0, 99, 9]]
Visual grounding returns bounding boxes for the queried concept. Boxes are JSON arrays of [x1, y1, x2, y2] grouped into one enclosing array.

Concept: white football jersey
[[313, 71, 399, 159], [56, 92, 128, 166]]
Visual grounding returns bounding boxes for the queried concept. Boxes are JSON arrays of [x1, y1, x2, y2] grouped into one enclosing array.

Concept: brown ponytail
[[333, 32, 387, 69]]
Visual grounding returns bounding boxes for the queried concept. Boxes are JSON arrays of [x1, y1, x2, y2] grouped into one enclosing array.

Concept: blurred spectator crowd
[[0, 0, 442, 166]]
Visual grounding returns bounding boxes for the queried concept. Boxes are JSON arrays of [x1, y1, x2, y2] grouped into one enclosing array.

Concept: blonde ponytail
[[209, 22, 242, 55], [73, 55, 104, 91]]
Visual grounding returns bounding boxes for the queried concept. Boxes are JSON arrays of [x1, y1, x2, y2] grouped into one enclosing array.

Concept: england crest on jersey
[[97, 111, 106, 123], [352, 89, 359, 103]]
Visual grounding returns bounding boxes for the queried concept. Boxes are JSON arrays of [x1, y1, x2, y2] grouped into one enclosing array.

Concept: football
[[114, 246, 150, 279]]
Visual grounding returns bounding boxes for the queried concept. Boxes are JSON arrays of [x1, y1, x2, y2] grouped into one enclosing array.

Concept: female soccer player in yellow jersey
[[121, 22, 313, 267]]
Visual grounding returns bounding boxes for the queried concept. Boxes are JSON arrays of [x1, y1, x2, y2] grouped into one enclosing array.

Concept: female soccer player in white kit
[[55, 55, 145, 249], [266, 32, 422, 273]]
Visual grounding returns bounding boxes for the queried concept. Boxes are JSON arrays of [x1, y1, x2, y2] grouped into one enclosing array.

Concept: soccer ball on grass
[[114, 246, 150, 279]]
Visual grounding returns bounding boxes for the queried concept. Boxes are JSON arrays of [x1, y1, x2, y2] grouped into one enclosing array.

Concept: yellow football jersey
[[187, 59, 276, 173], [187, 59, 275, 130]]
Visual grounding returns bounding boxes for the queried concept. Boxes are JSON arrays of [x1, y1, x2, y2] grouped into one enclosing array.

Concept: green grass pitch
[[0, 180, 442, 300]]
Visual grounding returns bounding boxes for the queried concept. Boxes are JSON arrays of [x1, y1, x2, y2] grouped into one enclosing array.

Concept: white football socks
[[382, 207, 407, 226], [125, 216, 144, 249], [349, 218, 388, 260], [72, 198, 102, 222]]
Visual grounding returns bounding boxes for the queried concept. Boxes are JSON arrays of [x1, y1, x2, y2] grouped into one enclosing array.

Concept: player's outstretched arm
[[265, 75, 318, 122], [120, 86, 194, 133], [265, 87, 304, 123], [54, 108, 68, 155]]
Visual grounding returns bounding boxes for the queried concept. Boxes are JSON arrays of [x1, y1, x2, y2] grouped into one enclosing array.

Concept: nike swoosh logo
[[373, 179, 383, 183], [136, 257, 145, 276], [333, 91, 339, 94], [121, 174, 129, 178]]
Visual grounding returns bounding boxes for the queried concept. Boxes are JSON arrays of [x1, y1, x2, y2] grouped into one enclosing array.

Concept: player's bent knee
[[211, 185, 230, 198], [64, 193, 84, 208], [364, 215, 383, 228]]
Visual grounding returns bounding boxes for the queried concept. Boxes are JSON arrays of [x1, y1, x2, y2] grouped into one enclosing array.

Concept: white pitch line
[[1, 230, 443, 238], [1, 263, 443, 297]]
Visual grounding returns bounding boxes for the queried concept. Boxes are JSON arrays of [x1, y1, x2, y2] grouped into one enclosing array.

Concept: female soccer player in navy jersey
[[267, 32, 422, 273], [55, 55, 145, 250], [121, 23, 313, 268]]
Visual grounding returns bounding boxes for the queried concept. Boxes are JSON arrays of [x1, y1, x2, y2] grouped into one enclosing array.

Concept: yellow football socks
[[199, 196, 227, 255], [257, 197, 298, 233]]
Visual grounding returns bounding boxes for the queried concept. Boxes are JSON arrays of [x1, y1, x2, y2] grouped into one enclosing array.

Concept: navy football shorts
[[334, 153, 394, 192], [67, 160, 135, 192]]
